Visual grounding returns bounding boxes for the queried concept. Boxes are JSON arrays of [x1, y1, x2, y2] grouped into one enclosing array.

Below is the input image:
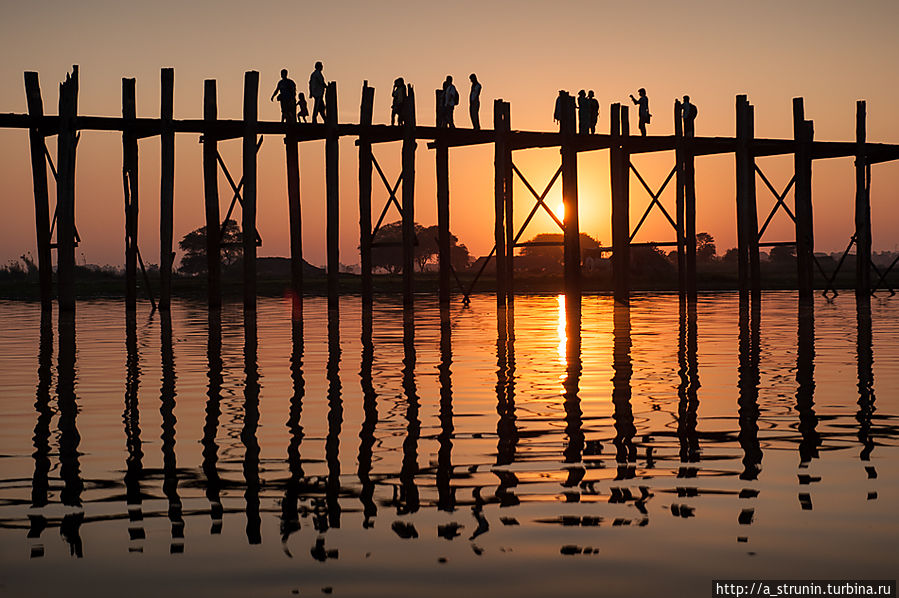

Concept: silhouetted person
[[391, 77, 406, 126], [309, 61, 327, 124], [577, 89, 589, 135], [629, 88, 651, 136], [469, 73, 482, 130], [588, 90, 599, 134], [271, 69, 297, 123], [442, 75, 459, 128], [682, 95, 697, 137], [553, 90, 567, 129], [297, 92, 309, 123]]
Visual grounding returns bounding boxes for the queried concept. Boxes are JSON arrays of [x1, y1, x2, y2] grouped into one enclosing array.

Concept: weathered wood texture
[[24, 72, 53, 310], [56, 67, 79, 313]]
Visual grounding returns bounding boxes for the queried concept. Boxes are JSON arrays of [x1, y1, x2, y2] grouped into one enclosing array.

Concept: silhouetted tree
[[768, 244, 796, 264], [519, 232, 601, 267], [696, 232, 717, 262], [178, 219, 243, 276], [370, 221, 471, 273]]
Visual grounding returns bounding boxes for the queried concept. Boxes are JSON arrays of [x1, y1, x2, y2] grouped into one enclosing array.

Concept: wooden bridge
[[3, 66, 899, 315]]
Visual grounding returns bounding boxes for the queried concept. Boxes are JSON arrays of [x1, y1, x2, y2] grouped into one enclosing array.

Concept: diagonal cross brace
[[370, 152, 404, 238], [511, 162, 564, 234], [44, 142, 82, 245], [217, 136, 263, 246], [756, 166, 796, 241], [629, 163, 678, 243]]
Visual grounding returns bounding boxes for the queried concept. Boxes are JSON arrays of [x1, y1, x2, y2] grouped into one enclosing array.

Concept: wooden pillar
[[401, 84, 416, 310], [122, 78, 139, 311], [503, 104, 514, 302], [325, 82, 340, 309], [202, 80, 221, 310], [436, 136, 451, 306], [24, 72, 52, 311], [242, 71, 259, 311], [560, 95, 580, 297], [56, 66, 79, 313], [493, 99, 509, 306], [611, 103, 630, 304], [159, 68, 175, 311], [746, 105, 760, 302], [735, 95, 750, 302], [674, 100, 686, 299], [855, 101, 871, 297], [358, 82, 374, 302], [286, 91, 304, 305], [793, 98, 814, 304]]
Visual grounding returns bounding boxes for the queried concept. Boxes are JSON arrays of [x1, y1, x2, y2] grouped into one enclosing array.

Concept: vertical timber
[[325, 82, 340, 309], [793, 98, 814, 304], [611, 103, 630, 304], [159, 68, 175, 311], [735, 95, 750, 302], [24, 72, 52, 310], [242, 71, 259, 311], [202, 80, 221, 310], [674, 100, 686, 299], [436, 127, 451, 307], [560, 95, 580, 298], [503, 104, 514, 302], [122, 78, 139, 311], [493, 100, 509, 306], [401, 85, 416, 309], [746, 104, 760, 302], [855, 101, 871, 297], [57, 66, 79, 313], [286, 88, 304, 308], [358, 83, 374, 303]]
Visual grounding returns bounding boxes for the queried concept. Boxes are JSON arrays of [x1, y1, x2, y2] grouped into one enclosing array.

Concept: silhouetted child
[[629, 88, 651, 136], [297, 93, 309, 123], [271, 69, 297, 123]]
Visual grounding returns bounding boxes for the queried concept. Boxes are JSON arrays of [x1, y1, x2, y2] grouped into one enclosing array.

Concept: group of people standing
[[270, 62, 328, 124], [272, 67, 696, 136]]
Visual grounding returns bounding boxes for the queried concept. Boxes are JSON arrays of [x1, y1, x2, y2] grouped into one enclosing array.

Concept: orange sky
[[2, 0, 899, 269]]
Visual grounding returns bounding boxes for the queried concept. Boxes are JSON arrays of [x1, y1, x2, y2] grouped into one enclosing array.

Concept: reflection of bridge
[[3, 67, 899, 314]]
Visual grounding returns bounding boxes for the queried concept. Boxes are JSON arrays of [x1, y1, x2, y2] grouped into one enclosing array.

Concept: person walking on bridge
[[309, 61, 327, 124], [629, 87, 651, 136], [469, 73, 482, 130], [271, 69, 297, 123], [441, 75, 459, 128]]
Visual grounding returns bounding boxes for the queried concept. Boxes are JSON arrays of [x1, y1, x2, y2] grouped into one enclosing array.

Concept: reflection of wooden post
[[436, 135, 451, 307], [325, 82, 340, 309], [286, 89, 304, 304], [242, 71, 259, 311], [735, 95, 750, 302], [855, 101, 870, 297], [24, 72, 52, 311], [561, 95, 580, 298], [611, 103, 630, 303], [358, 83, 374, 302], [674, 100, 686, 299], [57, 67, 79, 313], [493, 100, 509, 306], [202, 80, 221, 310], [793, 98, 814, 304], [122, 78, 139, 311], [746, 105, 760, 302], [401, 85, 417, 309], [159, 68, 175, 311]]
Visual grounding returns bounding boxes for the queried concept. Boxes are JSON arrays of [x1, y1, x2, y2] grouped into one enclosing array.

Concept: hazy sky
[[2, 0, 898, 268]]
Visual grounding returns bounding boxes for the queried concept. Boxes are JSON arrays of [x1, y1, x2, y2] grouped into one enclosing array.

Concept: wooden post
[[286, 88, 304, 305], [436, 132, 451, 307], [674, 100, 686, 299], [56, 66, 79, 313], [855, 101, 871, 297], [122, 78, 139, 311], [561, 95, 580, 297], [325, 82, 339, 309], [684, 113, 698, 303], [493, 100, 509, 306], [735, 95, 750, 302], [611, 103, 630, 304], [202, 80, 221, 310], [793, 98, 814, 304], [503, 103, 514, 302], [358, 82, 374, 302], [242, 71, 259, 311], [24, 72, 53, 311], [401, 84, 417, 309], [159, 68, 175, 311], [746, 104, 760, 302]]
